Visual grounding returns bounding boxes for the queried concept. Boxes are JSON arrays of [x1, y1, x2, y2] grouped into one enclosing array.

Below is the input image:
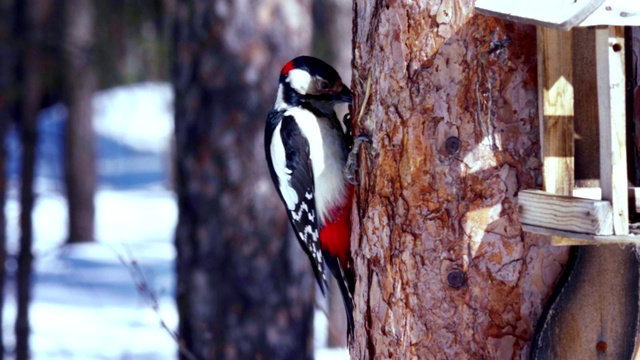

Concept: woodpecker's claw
[[345, 135, 372, 185]]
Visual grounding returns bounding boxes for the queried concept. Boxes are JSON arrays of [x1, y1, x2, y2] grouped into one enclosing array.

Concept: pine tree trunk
[[16, 63, 37, 360], [172, 1, 315, 358], [0, 112, 7, 359], [15, 1, 46, 357], [351, 2, 569, 357], [64, 0, 96, 243], [11, 1, 63, 357], [0, 1, 18, 354], [0, 132, 6, 357]]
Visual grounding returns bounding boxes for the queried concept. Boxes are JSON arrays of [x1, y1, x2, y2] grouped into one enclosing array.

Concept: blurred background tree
[[0, 0, 171, 357], [172, 0, 358, 356], [172, 0, 316, 358], [64, 0, 169, 244], [11, 2, 64, 358], [64, 0, 97, 244]]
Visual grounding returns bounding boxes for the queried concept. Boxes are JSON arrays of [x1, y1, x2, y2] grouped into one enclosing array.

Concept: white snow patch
[[93, 82, 173, 153], [4, 189, 178, 359], [316, 347, 350, 360]]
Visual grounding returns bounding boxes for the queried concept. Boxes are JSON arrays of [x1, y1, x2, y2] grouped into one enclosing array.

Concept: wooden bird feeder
[[475, 0, 640, 30], [476, 0, 640, 245], [475, 1, 640, 358]]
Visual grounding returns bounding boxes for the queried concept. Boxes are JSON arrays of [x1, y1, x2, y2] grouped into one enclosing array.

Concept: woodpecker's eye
[[319, 80, 330, 91]]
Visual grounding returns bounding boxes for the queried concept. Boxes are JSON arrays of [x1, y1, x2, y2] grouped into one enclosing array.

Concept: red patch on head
[[281, 60, 295, 75]]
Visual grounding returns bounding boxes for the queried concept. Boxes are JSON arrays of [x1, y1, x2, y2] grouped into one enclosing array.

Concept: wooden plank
[[519, 190, 613, 235], [522, 224, 640, 245], [579, 0, 640, 27], [596, 26, 629, 235], [632, 28, 640, 184], [538, 27, 574, 195], [550, 235, 638, 246], [475, 0, 604, 30]]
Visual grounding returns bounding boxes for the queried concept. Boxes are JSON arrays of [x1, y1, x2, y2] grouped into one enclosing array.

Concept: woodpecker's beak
[[334, 85, 353, 104]]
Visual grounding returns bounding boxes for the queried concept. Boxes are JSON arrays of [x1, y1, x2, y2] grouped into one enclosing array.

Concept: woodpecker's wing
[[265, 111, 328, 293]]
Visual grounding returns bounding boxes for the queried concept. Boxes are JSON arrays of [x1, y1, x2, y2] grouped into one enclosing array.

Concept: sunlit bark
[[351, 2, 569, 357]]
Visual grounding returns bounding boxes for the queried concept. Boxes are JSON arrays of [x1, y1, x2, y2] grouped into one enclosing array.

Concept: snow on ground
[[4, 189, 347, 359], [93, 83, 173, 153], [4, 189, 178, 359], [2, 82, 349, 359]]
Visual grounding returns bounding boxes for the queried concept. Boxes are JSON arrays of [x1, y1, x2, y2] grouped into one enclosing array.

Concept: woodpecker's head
[[275, 56, 352, 111]]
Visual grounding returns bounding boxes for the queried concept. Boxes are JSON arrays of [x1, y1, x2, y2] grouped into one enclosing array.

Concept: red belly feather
[[319, 186, 353, 270]]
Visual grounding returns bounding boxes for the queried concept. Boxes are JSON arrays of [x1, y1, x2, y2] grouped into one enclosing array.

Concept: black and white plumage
[[266, 109, 326, 283], [264, 56, 355, 337]]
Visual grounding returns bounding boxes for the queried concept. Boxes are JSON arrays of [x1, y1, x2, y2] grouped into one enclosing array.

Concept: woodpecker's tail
[[324, 250, 355, 341]]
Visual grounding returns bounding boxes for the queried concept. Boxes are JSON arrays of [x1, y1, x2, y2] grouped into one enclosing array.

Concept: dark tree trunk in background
[[350, 1, 569, 357], [15, 2, 40, 358], [173, 1, 315, 359], [16, 49, 38, 360], [12, 2, 63, 357], [64, 0, 96, 243], [0, 113, 7, 357], [0, 129, 6, 356], [15, 1, 43, 357], [0, 1, 17, 354]]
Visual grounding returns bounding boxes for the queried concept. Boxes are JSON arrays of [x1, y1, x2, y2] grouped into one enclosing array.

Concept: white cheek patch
[[287, 69, 312, 95]]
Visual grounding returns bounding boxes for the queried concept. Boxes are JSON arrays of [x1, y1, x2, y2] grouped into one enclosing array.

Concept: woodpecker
[[264, 56, 355, 338]]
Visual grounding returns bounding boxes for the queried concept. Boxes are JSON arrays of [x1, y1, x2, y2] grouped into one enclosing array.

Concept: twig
[[114, 246, 200, 360], [356, 72, 373, 126]]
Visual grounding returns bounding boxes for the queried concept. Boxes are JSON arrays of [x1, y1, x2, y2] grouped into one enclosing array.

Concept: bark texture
[[173, 1, 315, 358], [351, 2, 569, 357]]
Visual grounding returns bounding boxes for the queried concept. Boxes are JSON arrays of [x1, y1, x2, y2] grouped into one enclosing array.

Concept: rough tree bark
[[351, 1, 569, 357], [64, 0, 96, 243], [173, 1, 315, 358]]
